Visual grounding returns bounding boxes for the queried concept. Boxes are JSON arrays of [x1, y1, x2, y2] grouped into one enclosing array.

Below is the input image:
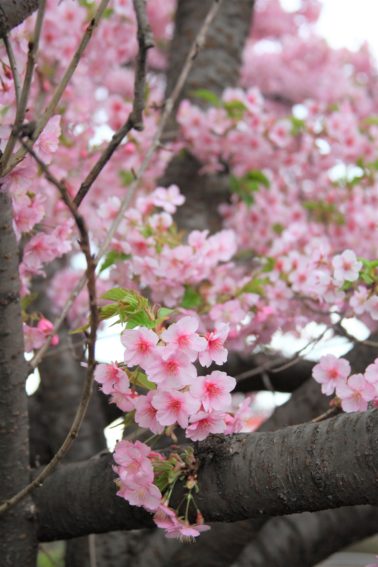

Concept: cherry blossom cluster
[[312, 354, 378, 412], [93, 312, 262, 537], [23, 318, 59, 353]]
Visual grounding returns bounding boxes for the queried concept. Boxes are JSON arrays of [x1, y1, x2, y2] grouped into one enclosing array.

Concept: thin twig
[[312, 406, 341, 423], [0, 139, 98, 516], [30, 0, 223, 371], [334, 322, 378, 348], [236, 325, 333, 382], [0, 0, 46, 172], [1, 0, 111, 177], [3, 34, 21, 107], [73, 0, 154, 208]]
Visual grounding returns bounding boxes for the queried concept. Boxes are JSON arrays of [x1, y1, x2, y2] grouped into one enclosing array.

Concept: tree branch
[[231, 506, 378, 567], [0, 0, 39, 36], [30, 0, 224, 371], [35, 410, 378, 541], [1, 0, 111, 177], [73, 0, 154, 208], [0, 140, 98, 516], [0, 187, 36, 563]]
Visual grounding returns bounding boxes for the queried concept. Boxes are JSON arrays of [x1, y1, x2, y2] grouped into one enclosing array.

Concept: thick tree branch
[[162, 1, 255, 232], [0, 0, 39, 36], [35, 410, 378, 541], [231, 506, 378, 567]]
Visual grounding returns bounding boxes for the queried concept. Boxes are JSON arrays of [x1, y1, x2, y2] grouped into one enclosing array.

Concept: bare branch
[[3, 35, 21, 107], [73, 0, 154, 208]]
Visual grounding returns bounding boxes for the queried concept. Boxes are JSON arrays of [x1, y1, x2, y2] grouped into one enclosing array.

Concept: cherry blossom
[[199, 323, 229, 367], [332, 250, 362, 283], [337, 374, 376, 413], [122, 328, 159, 367], [190, 371, 236, 412], [161, 316, 206, 361], [312, 355, 351, 396], [151, 390, 200, 429]]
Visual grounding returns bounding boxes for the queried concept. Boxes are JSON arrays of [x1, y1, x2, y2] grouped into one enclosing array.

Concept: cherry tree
[[0, 0, 377, 565]]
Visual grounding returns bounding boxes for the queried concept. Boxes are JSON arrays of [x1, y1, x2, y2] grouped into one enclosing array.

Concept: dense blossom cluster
[[94, 314, 258, 535]]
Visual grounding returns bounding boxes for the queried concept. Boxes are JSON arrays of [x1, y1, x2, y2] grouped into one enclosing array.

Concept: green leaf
[[262, 257, 276, 272], [101, 287, 139, 306], [230, 170, 270, 206], [125, 310, 155, 329], [99, 250, 130, 273], [290, 116, 306, 135], [223, 100, 247, 120], [119, 169, 135, 186], [99, 304, 119, 320], [240, 278, 266, 296], [181, 285, 202, 309], [69, 321, 90, 334], [190, 89, 221, 107], [245, 170, 270, 188], [134, 370, 156, 391]]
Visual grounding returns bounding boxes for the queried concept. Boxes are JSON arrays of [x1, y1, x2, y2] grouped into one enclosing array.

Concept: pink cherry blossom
[[161, 316, 206, 361], [114, 440, 154, 482], [153, 504, 179, 530], [332, 250, 362, 283], [146, 350, 197, 390], [364, 360, 378, 397], [134, 391, 164, 434], [117, 479, 162, 512], [312, 355, 351, 396], [151, 185, 185, 214], [190, 371, 236, 412], [198, 323, 229, 367], [186, 410, 227, 441], [151, 390, 200, 429], [122, 328, 159, 367], [337, 373, 376, 412], [164, 519, 211, 540], [94, 363, 129, 395]]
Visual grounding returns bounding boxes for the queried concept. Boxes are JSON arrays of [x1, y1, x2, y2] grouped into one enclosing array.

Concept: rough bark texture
[[0, 0, 39, 35], [35, 410, 378, 541], [231, 506, 378, 567], [165, 0, 254, 111], [0, 189, 37, 565], [195, 410, 378, 522], [162, 0, 255, 232]]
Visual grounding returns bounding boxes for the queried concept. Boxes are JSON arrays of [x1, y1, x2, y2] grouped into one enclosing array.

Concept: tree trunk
[[0, 188, 37, 565]]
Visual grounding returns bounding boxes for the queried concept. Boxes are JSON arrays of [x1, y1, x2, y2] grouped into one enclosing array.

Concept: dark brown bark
[[166, 0, 254, 110], [0, 189, 37, 565], [33, 330, 106, 464], [231, 506, 378, 567], [35, 410, 378, 541], [162, 0, 255, 232], [195, 410, 378, 522], [0, 0, 39, 36]]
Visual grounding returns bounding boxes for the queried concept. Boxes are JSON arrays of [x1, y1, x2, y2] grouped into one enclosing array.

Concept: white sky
[[317, 0, 378, 54]]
